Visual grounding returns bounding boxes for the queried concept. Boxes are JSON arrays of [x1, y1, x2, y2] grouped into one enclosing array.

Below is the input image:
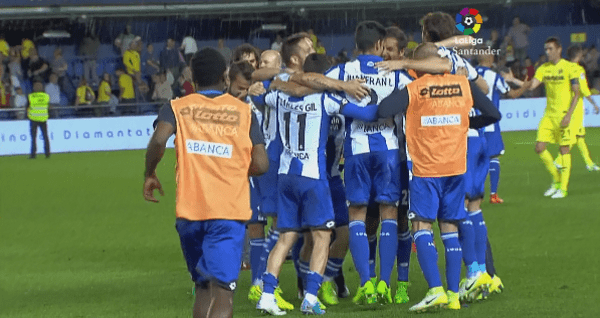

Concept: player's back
[[476, 66, 510, 108], [326, 55, 413, 157], [171, 92, 254, 222]]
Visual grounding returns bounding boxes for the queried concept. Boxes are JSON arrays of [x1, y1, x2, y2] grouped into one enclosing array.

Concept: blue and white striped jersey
[[326, 55, 413, 157], [265, 90, 342, 180], [476, 66, 510, 134], [437, 46, 479, 81], [327, 114, 345, 178]]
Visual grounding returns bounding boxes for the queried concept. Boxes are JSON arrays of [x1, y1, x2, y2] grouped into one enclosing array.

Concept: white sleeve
[[325, 65, 341, 80], [497, 75, 510, 94], [265, 91, 278, 109], [396, 71, 414, 89], [323, 93, 342, 115], [463, 59, 479, 81]]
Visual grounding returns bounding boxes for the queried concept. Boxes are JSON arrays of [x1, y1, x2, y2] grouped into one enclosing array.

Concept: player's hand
[[455, 67, 469, 77], [248, 82, 266, 97], [143, 174, 164, 203], [501, 69, 515, 82], [342, 79, 370, 101], [560, 114, 572, 128], [375, 60, 405, 72], [594, 106, 600, 115], [269, 78, 284, 91]]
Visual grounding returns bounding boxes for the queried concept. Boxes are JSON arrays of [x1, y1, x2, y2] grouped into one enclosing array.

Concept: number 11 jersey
[[265, 90, 343, 180]]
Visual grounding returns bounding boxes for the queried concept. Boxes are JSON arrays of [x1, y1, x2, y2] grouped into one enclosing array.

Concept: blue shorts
[[248, 177, 267, 224], [399, 159, 410, 212], [256, 158, 279, 216], [484, 130, 505, 158], [465, 137, 489, 200], [277, 174, 335, 232], [175, 219, 246, 291], [408, 175, 467, 223], [344, 150, 400, 206], [329, 176, 349, 227]]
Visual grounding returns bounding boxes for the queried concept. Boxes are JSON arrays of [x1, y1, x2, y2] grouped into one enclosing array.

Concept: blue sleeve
[[340, 101, 379, 122], [377, 88, 409, 118]]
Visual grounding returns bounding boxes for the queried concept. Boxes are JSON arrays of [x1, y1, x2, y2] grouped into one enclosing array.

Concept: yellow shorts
[[536, 116, 577, 146]]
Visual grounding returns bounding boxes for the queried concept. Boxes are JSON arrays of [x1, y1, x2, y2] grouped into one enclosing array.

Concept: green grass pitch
[[1, 129, 599, 317]]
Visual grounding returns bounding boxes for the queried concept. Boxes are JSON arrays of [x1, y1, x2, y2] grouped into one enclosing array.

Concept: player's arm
[[529, 66, 544, 91], [435, 35, 474, 49], [143, 119, 175, 203], [249, 112, 269, 176], [376, 88, 409, 119], [501, 69, 526, 87], [469, 82, 502, 129], [252, 67, 282, 82], [562, 80, 580, 128], [585, 96, 600, 114], [376, 58, 452, 74], [474, 76, 489, 95], [506, 80, 532, 98], [578, 73, 600, 114], [269, 77, 320, 97], [288, 72, 370, 101]]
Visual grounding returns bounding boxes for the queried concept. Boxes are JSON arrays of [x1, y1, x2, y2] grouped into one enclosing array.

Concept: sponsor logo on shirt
[[420, 84, 463, 98], [186, 139, 233, 158], [421, 115, 461, 127]]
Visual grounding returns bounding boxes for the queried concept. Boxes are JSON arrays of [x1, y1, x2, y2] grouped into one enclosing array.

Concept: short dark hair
[[281, 32, 310, 66], [191, 48, 227, 87], [385, 26, 408, 51], [412, 42, 439, 60], [545, 36, 561, 48], [229, 61, 254, 83], [567, 45, 583, 60], [303, 53, 332, 74], [233, 44, 260, 64], [355, 21, 386, 52], [422, 12, 456, 42]]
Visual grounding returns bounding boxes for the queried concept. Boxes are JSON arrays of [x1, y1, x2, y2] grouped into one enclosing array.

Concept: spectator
[[116, 68, 135, 113], [178, 66, 194, 96], [584, 45, 599, 78], [523, 57, 535, 81], [51, 48, 74, 100], [12, 86, 27, 120], [114, 24, 137, 56], [307, 29, 318, 48], [0, 77, 10, 110], [160, 38, 182, 88], [271, 33, 283, 52], [486, 29, 501, 51], [27, 80, 51, 159], [315, 39, 326, 55], [96, 73, 112, 116], [152, 72, 173, 101], [8, 48, 23, 89], [233, 44, 260, 69], [142, 43, 160, 81], [27, 48, 50, 82], [406, 34, 418, 50], [180, 34, 198, 64], [534, 53, 548, 69], [75, 78, 95, 116], [507, 16, 530, 63], [123, 39, 141, 81], [80, 31, 100, 87], [45, 73, 61, 118], [20, 38, 35, 80], [500, 36, 515, 64], [216, 38, 232, 63], [0, 33, 8, 58]]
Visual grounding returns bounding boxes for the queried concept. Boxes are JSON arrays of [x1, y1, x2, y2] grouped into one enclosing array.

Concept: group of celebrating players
[[143, 10, 599, 318]]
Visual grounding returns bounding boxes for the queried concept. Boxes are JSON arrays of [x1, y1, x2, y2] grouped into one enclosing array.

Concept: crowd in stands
[[1, 19, 599, 120]]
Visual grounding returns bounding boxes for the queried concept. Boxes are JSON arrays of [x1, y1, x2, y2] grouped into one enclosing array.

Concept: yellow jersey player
[[529, 37, 580, 199], [554, 45, 600, 171]]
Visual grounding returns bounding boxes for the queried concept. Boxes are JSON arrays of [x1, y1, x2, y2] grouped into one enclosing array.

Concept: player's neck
[[550, 58, 561, 65], [196, 84, 224, 93]]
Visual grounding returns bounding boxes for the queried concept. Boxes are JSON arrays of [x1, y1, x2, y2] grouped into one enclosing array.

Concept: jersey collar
[[197, 90, 224, 96], [357, 54, 384, 64]]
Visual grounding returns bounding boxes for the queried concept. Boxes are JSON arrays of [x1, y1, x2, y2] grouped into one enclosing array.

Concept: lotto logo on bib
[[186, 139, 233, 158], [455, 7, 482, 35]]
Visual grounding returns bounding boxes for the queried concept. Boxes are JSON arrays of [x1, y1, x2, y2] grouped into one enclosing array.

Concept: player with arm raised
[[528, 37, 581, 199], [143, 48, 268, 318]]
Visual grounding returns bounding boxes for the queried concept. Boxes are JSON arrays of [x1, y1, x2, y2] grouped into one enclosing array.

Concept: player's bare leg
[[300, 229, 331, 314], [536, 142, 561, 196], [552, 145, 571, 198], [207, 282, 234, 318], [193, 282, 210, 318]]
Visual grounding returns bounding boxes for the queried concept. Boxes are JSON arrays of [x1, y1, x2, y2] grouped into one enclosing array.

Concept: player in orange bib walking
[[143, 48, 269, 318]]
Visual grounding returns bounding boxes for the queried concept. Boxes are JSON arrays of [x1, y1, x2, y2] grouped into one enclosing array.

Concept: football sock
[[349, 221, 371, 286], [486, 239, 497, 277], [334, 271, 347, 292], [259, 228, 279, 274], [539, 149, 560, 184], [458, 218, 479, 278], [397, 230, 412, 282], [468, 210, 488, 273], [299, 260, 310, 287], [379, 219, 398, 285], [262, 272, 278, 294], [368, 234, 377, 279], [305, 272, 324, 298], [441, 232, 462, 293], [413, 230, 442, 289], [489, 158, 500, 194], [249, 238, 266, 285], [324, 258, 344, 281], [577, 138, 595, 167], [559, 153, 571, 192]]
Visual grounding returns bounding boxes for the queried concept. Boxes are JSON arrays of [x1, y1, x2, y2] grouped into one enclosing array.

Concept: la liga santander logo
[[455, 7, 482, 35]]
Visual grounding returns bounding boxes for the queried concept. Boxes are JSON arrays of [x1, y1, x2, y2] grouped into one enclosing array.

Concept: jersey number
[[283, 112, 307, 151]]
